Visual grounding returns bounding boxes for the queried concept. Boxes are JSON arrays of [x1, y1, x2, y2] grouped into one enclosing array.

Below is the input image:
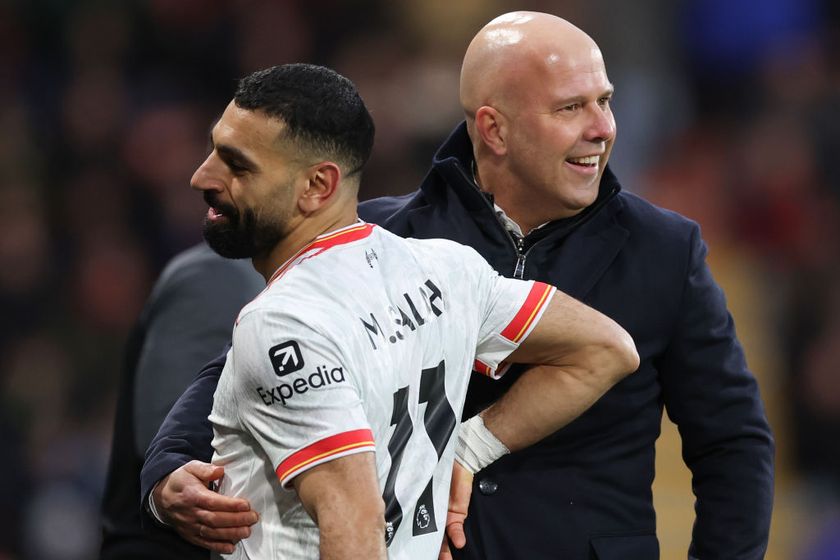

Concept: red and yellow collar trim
[[266, 222, 374, 286]]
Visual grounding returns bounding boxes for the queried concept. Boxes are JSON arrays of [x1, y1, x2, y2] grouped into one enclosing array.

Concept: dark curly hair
[[234, 63, 375, 178]]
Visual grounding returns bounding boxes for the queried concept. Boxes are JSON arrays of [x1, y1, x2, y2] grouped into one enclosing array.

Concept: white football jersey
[[210, 222, 555, 559]]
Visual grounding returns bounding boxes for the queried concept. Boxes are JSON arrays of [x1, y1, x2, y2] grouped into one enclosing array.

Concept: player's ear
[[475, 106, 508, 156], [298, 161, 341, 214]]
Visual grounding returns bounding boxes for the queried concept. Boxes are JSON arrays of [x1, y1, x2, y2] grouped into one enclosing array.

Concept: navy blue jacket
[[142, 123, 774, 559]]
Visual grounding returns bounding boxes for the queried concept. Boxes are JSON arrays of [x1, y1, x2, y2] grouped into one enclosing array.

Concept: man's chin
[[204, 241, 253, 260], [202, 213, 284, 260], [203, 226, 254, 260]]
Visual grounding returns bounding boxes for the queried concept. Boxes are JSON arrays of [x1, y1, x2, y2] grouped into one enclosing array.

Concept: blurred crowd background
[[1, 0, 839, 558]]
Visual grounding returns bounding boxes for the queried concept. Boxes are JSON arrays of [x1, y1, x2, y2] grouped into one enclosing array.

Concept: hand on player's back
[[154, 460, 259, 554]]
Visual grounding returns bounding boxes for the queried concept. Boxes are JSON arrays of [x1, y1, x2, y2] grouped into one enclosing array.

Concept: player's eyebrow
[[207, 128, 259, 173], [216, 144, 258, 171]]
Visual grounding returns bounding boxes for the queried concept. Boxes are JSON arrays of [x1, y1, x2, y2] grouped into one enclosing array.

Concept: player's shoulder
[[399, 234, 486, 265], [235, 280, 313, 331], [393, 235, 494, 293]]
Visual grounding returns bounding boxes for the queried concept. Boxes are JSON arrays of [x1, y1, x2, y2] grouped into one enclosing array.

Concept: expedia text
[[256, 365, 346, 406]]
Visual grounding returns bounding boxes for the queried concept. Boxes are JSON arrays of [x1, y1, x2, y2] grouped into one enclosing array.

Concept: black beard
[[202, 204, 287, 259]]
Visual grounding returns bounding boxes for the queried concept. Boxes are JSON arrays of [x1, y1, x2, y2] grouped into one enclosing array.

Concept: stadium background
[[1, 0, 839, 558]]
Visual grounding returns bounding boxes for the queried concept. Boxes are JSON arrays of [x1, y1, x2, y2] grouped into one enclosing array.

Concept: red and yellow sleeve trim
[[275, 428, 376, 486], [474, 360, 514, 378], [500, 281, 555, 343], [473, 359, 493, 377], [473, 281, 555, 378]]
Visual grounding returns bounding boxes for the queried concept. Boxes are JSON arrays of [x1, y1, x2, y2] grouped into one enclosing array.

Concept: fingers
[[196, 508, 259, 529], [449, 462, 474, 510], [184, 459, 225, 482], [156, 461, 260, 553], [176, 511, 253, 552], [184, 532, 238, 555], [445, 519, 467, 549], [192, 486, 253, 513], [196, 523, 253, 542], [165, 465, 252, 514], [441, 461, 472, 555], [177, 507, 256, 552]]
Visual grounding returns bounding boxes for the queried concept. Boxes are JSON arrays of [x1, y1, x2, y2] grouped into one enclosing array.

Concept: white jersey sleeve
[[229, 307, 376, 488], [460, 249, 556, 379]]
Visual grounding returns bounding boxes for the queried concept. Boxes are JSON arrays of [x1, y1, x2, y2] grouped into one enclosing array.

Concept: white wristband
[[146, 482, 170, 526], [455, 414, 510, 474]]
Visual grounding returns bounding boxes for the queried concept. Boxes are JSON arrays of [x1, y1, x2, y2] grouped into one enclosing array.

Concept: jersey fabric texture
[[209, 222, 554, 559]]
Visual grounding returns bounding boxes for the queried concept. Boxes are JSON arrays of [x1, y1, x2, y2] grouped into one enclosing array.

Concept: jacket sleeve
[[659, 224, 774, 559], [139, 348, 227, 509]]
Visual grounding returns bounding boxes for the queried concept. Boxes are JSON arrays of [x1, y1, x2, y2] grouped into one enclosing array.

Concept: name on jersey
[[360, 279, 444, 351], [256, 365, 346, 407]]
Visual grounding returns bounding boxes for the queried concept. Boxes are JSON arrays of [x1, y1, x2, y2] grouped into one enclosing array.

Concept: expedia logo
[[268, 341, 304, 377], [256, 365, 346, 407]]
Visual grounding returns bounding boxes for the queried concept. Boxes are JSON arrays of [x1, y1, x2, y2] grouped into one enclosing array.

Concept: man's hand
[[439, 461, 473, 560], [152, 460, 259, 553]]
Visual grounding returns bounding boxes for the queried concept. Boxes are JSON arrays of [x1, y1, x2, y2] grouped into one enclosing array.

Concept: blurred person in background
[[99, 243, 262, 559], [142, 11, 774, 559]]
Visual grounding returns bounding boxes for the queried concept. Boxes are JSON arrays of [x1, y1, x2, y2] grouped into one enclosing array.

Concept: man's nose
[[190, 153, 224, 193], [585, 104, 616, 144]]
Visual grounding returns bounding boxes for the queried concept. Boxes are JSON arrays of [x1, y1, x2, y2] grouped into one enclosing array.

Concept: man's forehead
[[539, 39, 605, 75], [212, 102, 285, 146], [541, 46, 611, 88]]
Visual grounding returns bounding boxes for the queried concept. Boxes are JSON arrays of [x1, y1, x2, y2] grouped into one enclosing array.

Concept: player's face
[[503, 44, 616, 219], [191, 102, 306, 259]]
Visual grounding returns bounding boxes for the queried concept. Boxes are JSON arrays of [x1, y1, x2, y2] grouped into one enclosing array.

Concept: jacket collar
[[415, 122, 629, 300], [425, 122, 623, 232]]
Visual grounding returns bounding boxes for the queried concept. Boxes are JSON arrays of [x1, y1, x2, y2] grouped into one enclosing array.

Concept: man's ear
[[475, 106, 508, 156], [298, 162, 341, 214]]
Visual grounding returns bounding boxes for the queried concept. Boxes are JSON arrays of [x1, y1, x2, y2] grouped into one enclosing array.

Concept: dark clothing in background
[[100, 244, 262, 560]]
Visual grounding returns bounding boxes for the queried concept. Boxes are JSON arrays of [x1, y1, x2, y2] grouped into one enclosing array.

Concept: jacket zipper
[[455, 164, 536, 279], [513, 237, 527, 279], [452, 159, 620, 281]]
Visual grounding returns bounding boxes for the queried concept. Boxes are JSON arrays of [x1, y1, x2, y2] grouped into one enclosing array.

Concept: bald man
[[143, 12, 774, 560]]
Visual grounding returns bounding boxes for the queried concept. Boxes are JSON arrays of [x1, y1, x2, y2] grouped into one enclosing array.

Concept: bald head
[[457, 11, 616, 231], [460, 12, 602, 118]]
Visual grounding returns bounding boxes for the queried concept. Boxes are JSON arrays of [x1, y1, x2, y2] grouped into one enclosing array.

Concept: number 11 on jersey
[[382, 361, 456, 545]]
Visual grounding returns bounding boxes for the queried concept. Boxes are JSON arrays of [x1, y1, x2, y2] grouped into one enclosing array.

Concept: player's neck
[[251, 210, 359, 282]]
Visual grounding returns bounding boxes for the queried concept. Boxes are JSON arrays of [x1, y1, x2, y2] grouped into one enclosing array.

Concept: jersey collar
[[266, 221, 374, 285]]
